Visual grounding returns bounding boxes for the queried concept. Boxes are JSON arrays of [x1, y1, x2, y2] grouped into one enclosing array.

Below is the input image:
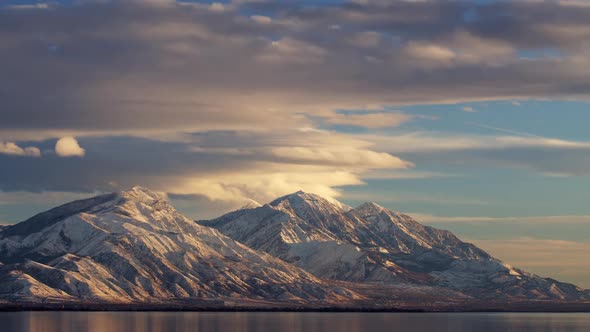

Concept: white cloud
[[269, 146, 412, 169], [0, 141, 41, 157], [55, 137, 86, 157], [167, 130, 413, 203], [167, 163, 366, 204]]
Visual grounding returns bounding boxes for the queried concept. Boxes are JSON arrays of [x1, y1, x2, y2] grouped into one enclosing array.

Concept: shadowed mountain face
[[0, 187, 588, 309], [201, 191, 590, 302], [0, 187, 358, 304]]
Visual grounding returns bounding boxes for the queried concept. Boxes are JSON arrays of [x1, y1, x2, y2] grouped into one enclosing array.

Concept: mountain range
[[1, 187, 588, 310]]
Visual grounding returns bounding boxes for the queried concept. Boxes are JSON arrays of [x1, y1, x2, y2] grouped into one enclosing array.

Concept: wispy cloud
[[342, 192, 489, 206], [365, 131, 590, 176], [465, 122, 545, 138], [361, 170, 461, 180], [410, 213, 590, 224], [324, 111, 413, 129], [471, 238, 590, 288], [366, 132, 590, 155]]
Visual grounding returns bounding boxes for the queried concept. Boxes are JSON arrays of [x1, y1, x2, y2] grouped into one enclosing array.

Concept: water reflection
[[2, 312, 590, 332]]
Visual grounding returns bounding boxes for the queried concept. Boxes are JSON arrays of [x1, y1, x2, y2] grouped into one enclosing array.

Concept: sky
[[1, 0, 590, 287]]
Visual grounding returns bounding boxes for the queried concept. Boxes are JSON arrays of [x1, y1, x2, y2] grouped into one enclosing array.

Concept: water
[[2, 312, 590, 332]]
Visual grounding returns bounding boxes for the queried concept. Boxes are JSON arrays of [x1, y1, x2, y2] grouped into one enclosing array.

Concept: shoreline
[[2, 303, 590, 313]]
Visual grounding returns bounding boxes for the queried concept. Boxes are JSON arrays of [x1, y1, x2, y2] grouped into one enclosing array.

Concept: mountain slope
[[0, 187, 358, 305], [201, 191, 590, 302]]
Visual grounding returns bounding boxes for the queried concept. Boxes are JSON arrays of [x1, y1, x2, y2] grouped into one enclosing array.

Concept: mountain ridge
[[1, 187, 588, 309], [202, 190, 589, 302]]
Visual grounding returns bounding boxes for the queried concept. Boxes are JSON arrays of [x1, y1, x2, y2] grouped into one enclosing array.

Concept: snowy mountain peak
[[271, 190, 323, 203], [239, 199, 262, 210], [270, 191, 351, 213], [353, 202, 385, 215], [118, 186, 167, 204], [1, 193, 119, 238], [2, 187, 180, 239]]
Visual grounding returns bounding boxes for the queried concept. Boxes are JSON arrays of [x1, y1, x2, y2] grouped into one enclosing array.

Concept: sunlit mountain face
[[0, 0, 590, 303]]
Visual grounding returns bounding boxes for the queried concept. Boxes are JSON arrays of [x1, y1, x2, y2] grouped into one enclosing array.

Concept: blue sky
[[1, 0, 590, 287], [341, 100, 590, 215]]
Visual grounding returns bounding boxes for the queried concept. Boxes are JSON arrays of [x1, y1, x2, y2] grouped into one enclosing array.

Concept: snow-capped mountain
[[1, 187, 587, 309], [0, 187, 358, 305], [201, 191, 590, 301]]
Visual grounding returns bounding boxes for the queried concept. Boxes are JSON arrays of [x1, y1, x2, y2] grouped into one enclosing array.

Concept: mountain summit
[[270, 191, 352, 213]]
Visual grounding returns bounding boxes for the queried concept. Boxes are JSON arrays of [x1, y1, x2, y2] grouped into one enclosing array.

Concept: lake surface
[[2, 312, 590, 332]]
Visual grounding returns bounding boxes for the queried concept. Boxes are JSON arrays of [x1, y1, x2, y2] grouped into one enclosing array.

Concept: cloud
[[269, 146, 411, 168], [250, 15, 272, 24], [366, 132, 575, 153], [1, 0, 590, 214], [0, 130, 413, 207], [356, 170, 458, 180], [471, 238, 590, 288], [0, 1, 590, 142], [55, 137, 86, 157], [324, 111, 413, 128], [2, 2, 52, 10], [347, 31, 381, 49], [410, 213, 590, 224], [341, 191, 488, 206], [0, 141, 41, 157], [403, 42, 456, 67], [361, 131, 590, 176], [258, 37, 327, 65], [171, 165, 364, 203]]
